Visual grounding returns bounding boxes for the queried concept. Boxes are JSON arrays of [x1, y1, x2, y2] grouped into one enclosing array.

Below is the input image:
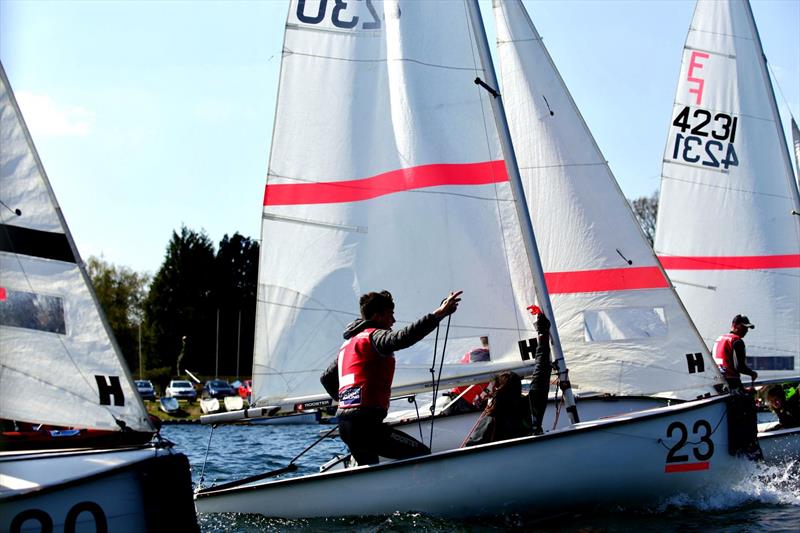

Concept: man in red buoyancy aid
[[712, 314, 759, 391], [336, 289, 462, 465]]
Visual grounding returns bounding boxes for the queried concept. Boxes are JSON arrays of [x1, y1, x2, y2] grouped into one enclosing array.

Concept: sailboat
[[0, 63, 198, 531], [654, 0, 800, 382], [653, 0, 800, 460], [195, 0, 757, 518]]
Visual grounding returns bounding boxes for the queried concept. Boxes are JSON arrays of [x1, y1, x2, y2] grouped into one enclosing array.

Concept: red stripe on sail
[[545, 266, 669, 294], [658, 254, 800, 270], [263, 160, 508, 206], [664, 461, 710, 473]]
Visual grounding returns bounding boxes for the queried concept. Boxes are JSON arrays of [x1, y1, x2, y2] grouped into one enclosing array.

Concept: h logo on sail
[[95, 375, 125, 406]]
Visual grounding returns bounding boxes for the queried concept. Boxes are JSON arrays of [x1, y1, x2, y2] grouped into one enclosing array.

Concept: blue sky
[[1, 0, 797, 274]]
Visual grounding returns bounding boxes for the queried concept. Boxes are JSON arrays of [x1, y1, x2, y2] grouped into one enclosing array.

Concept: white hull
[[758, 425, 800, 464], [196, 396, 751, 518], [388, 395, 670, 453], [0, 445, 197, 532], [248, 411, 321, 425]]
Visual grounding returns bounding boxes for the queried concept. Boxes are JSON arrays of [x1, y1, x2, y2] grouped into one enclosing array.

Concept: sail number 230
[[296, 0, 382, 30], [670, 106, 739, 170]]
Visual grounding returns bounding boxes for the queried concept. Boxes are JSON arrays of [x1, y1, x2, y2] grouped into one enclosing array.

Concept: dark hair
[[766, 385, 785, 400], [360, 291, 394, 320]]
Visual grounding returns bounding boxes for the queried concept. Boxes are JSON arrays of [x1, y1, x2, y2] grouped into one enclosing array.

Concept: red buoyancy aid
[[337, 328, 395, 411], [712, 333, 741, 378], [449, 348, 490, 407]]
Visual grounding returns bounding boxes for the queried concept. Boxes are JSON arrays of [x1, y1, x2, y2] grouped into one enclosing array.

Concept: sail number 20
[[670, 106, 739, 170], [296, 0, 381, 30]]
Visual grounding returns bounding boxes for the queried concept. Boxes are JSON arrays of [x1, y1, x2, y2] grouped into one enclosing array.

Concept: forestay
[[493, 0, 724, 400], [253, 0, 541, 409], [0, 63, 152, 432], [654, 0, 800, 380]]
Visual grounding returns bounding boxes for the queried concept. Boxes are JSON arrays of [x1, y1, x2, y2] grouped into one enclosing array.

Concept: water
[[163, 423, 799, 532]]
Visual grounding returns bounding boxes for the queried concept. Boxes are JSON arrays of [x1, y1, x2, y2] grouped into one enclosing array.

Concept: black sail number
[[665, 419, 715, 463], [296, 0, 381, 30]]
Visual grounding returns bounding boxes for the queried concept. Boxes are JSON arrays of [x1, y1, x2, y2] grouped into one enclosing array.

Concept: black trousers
[[338, 410, 429, 465]]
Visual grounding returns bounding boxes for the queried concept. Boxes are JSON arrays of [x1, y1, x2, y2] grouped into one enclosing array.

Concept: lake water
[[163, 423, 799, 532]]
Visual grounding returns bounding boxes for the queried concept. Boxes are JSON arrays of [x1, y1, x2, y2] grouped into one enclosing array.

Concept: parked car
[[238, 379, 252, 400], [202, 379, 236, 399], [134, 379, 156, 401], [165, 380, 197, 403]]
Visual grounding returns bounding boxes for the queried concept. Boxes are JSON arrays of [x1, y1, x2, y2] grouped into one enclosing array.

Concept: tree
[[86, 256, 149, 373], [213, 233, 259, 378], [629, 191, 659, 246], [143, 226, 216, 375]]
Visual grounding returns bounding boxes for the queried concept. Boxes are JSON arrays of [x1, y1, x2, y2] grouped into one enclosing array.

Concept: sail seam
[[261, 213, 367, 233], [661, 173, 791, 200], [283, 48, 480, 72]]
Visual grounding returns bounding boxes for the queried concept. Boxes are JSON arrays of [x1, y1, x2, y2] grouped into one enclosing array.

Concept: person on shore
[[335, 289, 462, 466], [766, 384, 800, 429], [712, 315, 759, 391], [445, 336, 491, 414]]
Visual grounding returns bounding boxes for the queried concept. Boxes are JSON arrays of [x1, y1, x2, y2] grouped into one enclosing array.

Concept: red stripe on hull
[[545, 266, 669, 294], [263, 160, 508, 206], [664, 461, 710, 473], [658, 254, 800, 270]]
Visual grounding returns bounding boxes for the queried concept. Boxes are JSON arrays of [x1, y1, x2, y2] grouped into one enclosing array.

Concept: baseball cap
[[732, 315, 755, 329]]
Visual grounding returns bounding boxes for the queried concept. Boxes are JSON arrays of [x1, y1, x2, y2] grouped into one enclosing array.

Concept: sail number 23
[[670, 106, 739, 170], [663, 419, 714, 473], [296, 0, 382, 30]]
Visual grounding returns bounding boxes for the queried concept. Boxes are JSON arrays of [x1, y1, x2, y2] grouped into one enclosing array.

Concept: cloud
[[15, 91, 95, 137]]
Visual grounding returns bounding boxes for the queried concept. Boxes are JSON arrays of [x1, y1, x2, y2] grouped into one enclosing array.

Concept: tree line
[[90, 193, 656, 389], [88, 226, 258, 390]]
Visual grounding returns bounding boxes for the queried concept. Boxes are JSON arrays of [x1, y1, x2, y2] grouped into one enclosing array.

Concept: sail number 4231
[[664, 419, 714, 473], [670, 106, 739, 170]]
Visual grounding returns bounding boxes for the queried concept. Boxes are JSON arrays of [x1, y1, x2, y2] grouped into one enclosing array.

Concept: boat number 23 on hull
[[663, 419, 714, 473]]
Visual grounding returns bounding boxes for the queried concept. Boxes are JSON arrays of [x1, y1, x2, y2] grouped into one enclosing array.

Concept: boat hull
[[196, 396, 751, 518], [758, 425, 800, 463], [0, 445, 198, 532]]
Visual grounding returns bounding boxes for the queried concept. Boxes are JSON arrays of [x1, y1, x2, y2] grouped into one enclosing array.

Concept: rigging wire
[[428, 314, 453, 450]]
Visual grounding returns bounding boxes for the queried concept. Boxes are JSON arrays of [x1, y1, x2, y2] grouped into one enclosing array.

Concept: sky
[[1, 0, 798, 275]]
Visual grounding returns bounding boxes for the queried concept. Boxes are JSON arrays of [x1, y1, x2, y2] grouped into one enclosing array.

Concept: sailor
[[528, 312, 553, 435], [462, 370, 532, 446], [444, 336, 491, 414], [335, 289, 462, 465], [765, 384, 800, 429], [712, 314, 759, 391]]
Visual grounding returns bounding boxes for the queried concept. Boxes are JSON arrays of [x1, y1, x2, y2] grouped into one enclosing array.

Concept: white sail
[[493, 0, 724, 400], [0, 63, 151, 432], [253, 0, 541, 408], [654, 0, 800, 380], [792, 118, 800, 193]]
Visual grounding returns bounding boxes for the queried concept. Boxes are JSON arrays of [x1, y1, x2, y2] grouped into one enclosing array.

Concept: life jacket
[[337, 328, 395, 411], [449, 348, 490, 406], [712, 333, 741, 378]]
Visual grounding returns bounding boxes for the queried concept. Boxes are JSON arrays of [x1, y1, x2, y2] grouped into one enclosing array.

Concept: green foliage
[[87, 256, 149, 373], [144, 226, 216, 374], [629, 191, 659, 246], [143, 366, 173, 395]]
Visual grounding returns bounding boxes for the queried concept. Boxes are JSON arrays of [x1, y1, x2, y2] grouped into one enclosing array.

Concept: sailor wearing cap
[[712, 315, 759, 390]]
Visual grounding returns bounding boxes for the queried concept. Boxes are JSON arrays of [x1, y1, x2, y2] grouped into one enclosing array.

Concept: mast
[[465, 0, 579, 423], [743, 0, 800, 219]]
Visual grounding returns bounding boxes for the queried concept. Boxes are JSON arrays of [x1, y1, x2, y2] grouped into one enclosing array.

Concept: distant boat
[[223, 396, 244, 412], [200, 397, 221, 414], [0, 61, 197, 531], [159, 397, 181, 415]]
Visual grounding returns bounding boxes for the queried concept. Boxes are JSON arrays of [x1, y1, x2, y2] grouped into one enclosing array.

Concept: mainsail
[[493, 0, 724, 400], [253, 0, 541, 408], [0, 63, 152, 432], [654, 0, 800, 380], [793, 118, 800, 193]]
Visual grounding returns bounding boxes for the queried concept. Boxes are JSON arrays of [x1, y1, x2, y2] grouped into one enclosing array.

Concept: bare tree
[[629, 191, 659, 246]]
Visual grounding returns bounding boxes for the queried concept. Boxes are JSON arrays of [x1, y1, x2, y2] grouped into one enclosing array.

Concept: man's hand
[[434, 290, 463, 319]]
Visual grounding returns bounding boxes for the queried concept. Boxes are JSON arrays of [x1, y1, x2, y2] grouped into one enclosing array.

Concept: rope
[[197, 423, 217, 489], [428, 315, 452, 450]]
